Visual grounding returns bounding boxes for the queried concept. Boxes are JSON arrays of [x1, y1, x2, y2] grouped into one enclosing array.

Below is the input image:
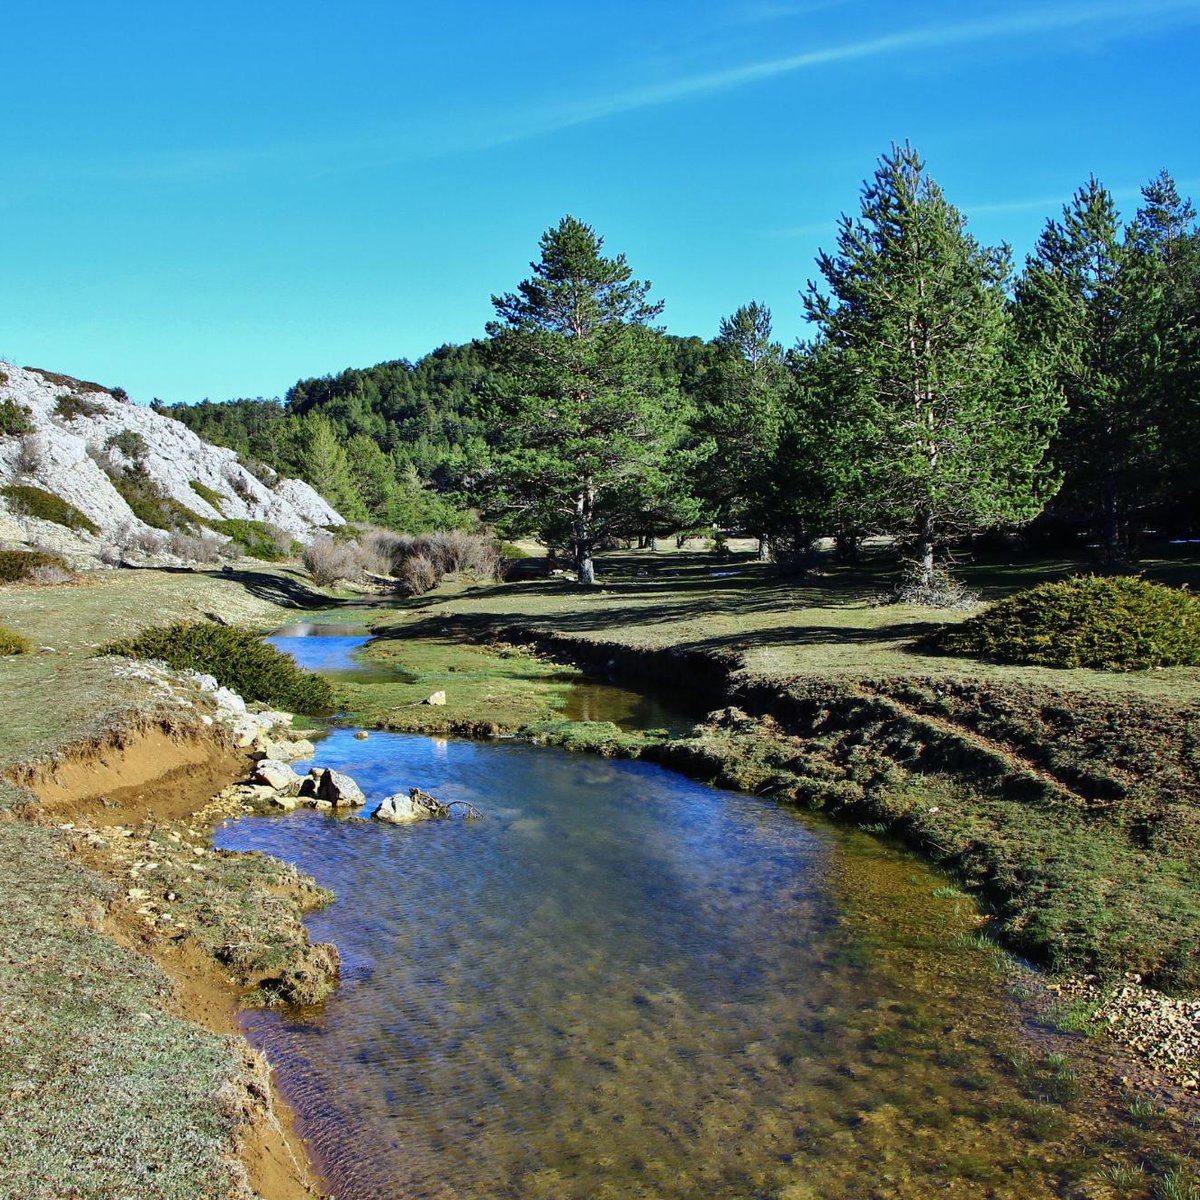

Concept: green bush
[[0, 398, 34, 437], [188, 479, 226, 513], [0, 625, 32, 655], [1, 484, 99, 534], [0, 549, 74, 583], [926, 576, 1200, 670], [54, 393, 106, 421], [211, 518, 291, 561], [109, 473, 202, 531], [100, 622, 335, 714], [104, 429, 148, 463]]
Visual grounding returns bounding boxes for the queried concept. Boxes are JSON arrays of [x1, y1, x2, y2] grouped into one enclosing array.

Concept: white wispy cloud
[[481, 0, 1200, 149]]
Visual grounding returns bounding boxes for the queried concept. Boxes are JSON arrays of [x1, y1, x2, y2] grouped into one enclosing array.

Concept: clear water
[[215, 729, 1161, 1199], [268, 624, 415, 684]]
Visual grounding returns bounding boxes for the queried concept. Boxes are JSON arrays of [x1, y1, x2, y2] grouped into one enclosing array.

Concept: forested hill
[[160, 335, 712, 530]]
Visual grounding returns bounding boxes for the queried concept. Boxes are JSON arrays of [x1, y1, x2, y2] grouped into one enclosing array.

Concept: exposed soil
[[12, 720, 327, 1200]]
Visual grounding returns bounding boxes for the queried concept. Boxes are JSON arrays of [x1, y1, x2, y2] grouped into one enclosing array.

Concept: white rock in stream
[[373, 793, 436, 823]]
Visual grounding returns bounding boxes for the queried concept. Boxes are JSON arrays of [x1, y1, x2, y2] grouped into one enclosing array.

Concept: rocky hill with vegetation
[[0, 364, 342, 566]]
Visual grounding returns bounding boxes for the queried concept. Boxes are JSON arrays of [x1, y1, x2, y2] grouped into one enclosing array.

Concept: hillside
[[0, 364, 342, 564]]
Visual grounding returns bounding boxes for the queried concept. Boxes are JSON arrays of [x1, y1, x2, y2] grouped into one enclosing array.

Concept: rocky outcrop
[[0, 363, 342, 564]]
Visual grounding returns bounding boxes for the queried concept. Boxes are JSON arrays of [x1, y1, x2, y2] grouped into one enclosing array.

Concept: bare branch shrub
[[167, 530, 227, 564], [303, 535, 362, 586], [399, 553, 440, 595], [25, 562, 78, 585]]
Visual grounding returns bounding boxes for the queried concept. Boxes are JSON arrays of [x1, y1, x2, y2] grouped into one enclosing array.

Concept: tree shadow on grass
[[199, 566, 351, 612]]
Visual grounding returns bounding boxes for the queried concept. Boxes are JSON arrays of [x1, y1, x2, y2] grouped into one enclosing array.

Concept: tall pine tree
[[484, 216, 676, 583], [805, 143, 1060, 586]]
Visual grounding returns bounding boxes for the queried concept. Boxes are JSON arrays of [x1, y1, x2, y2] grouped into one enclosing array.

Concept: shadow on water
[[216, 729, 1188, 1200]]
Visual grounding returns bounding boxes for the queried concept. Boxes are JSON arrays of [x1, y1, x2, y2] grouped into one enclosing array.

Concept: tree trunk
[[916, 512, 935, 586], [756, 534, 771, 562], [834, 531, 860, 564], [574, 483, 597, 584], [647, 536, 658, 552]]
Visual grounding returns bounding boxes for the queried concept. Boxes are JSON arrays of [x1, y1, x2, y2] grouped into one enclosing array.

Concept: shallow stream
[[218, 727, 1171, 1199]]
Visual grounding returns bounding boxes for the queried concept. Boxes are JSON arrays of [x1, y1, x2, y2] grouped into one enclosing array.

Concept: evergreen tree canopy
[[804, 142, 1060, 581], [484, 215, 679, 582]]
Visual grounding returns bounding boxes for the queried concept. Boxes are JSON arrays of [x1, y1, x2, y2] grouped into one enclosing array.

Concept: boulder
[[373, 787, 447, 823], [374, 792, 433, 824], [424, 690, 447, 706], [253, 759, 301, 792], [266, 738, 316, 762], [299, 767, 365, 808]]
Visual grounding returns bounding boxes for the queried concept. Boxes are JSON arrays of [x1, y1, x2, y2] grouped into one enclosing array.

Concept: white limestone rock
[[0, 364, 343, 561]]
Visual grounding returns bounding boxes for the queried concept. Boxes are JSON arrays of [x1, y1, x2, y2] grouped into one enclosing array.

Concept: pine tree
[[484, 216, 676, 583], [805, 143, 1060, 586], [695, 302, 788, 560], [1015, 176, 1173, 561]]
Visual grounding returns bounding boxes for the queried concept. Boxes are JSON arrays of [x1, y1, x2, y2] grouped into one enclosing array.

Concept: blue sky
[[3, 0, 1198, 404]]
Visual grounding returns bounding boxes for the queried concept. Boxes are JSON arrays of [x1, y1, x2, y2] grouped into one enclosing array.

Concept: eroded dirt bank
[[8, 719, 329, 1200]]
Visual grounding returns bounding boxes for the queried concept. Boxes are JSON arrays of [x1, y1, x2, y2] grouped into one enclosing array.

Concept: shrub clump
[[188, 479, 226, 513], [0, 397, 34, 437], [54, 392, 107, 421], [302, 534, 362, 586], [0, 549, 73, 583], [100, 622, 335, 714], [1, 484, 99, 534], [926, 576, 1200, 670], [212, 518, 293, 561], [0, 625, 32, 655]]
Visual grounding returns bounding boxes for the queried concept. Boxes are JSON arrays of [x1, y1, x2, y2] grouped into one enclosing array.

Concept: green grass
[[0, 565, 336, 1194], [0, 822, 243, 1200], [188, 478, 226, 513], [1, 483, 99, 535]]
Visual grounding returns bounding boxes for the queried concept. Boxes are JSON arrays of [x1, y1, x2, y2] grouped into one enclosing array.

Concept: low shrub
[[1, 484, 99, 535], [109, 473, 202, 531], [100, 622, 335, 714], [25, 367, 107, 393], [54, 392, 106, 421], [0, 549, 73, 583], [167, 529, 229, 564], [380, 529, 500, 592], [399, 553, 440, 595], [925, 575, 1200, 670], [0, 398, 34, 437], [303, 534, 362, 586], [0, 625, 32, 655], [104, 429, 148, 465], [188, 479, 226, 513], [211, 518, 293, 561]]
